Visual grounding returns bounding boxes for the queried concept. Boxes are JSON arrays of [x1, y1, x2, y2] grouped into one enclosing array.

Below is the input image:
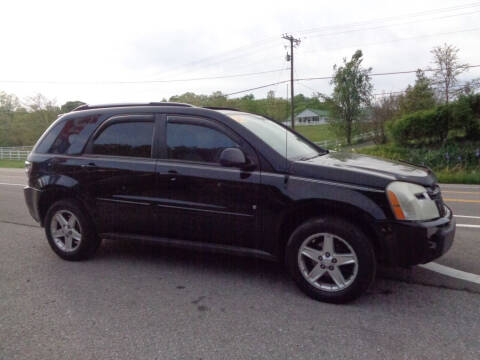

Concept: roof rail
[[203, 106, 240, 111], [72, 102, 194, 111]]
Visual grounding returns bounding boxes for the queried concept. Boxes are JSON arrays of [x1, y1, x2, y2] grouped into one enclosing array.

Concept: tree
[[372, 94, 401, 144], [430, 43, 468, 104], [398, 69, 436, 114], [263, 91, 288, 121], [206, 91, 228, 107], [325, 50, 373, 144], [26, 93, 58, 112], [0, 91, 20, 113], [60, 101, 86, 113], [455, 78, 480, 97]]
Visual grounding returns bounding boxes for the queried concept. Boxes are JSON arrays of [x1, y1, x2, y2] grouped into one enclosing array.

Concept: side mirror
[[219, 147, 247, 167]]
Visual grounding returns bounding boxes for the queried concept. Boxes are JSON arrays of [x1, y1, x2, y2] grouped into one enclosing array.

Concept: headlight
[[386, 181, 440, 221]]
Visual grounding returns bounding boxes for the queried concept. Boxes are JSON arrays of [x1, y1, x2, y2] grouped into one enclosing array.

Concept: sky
[[1, 0, 479, 106]]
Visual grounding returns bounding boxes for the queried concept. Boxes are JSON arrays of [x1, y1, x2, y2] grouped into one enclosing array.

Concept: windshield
[[225, 112, 325, 160]]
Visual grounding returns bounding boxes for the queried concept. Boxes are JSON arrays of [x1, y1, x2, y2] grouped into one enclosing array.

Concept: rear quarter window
[[35, 114, 102, 155], [33, 120, 65, 154]]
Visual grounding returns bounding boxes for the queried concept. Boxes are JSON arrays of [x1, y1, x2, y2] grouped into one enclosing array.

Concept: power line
[[300, 9, 480, 42], [225, 65, 480, 97], [298, 65, 480, 81], [0, 68, 288, 85], [297, 81, 318, 95], [137, 2, 480, 81], [302, 27, 480, 54], [295, 1, 480, 36], [0, 3, 475, 90], [226, 81, 289, 97], [167, 10, 480, 79], [373, 81, 479, 98]]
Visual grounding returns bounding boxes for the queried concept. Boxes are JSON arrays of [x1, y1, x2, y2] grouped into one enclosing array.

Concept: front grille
[[427, 184, 446, 217]]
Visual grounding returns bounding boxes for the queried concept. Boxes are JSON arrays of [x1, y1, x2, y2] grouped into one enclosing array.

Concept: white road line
[[419, 262, 480, 285], [454, 215, 480, 219], [456, 224, 480, 228], [0, 182, 25, 187]]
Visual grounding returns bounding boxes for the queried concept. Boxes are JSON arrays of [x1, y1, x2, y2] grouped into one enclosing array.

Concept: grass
[[435, 169, 480, 184], [0, 159, 25, 168], [294, 124, 336, 142]]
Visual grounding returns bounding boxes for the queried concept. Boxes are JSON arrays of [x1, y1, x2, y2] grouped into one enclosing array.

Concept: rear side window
[[167, 123, 238, 163], [92, 121, 153, 158]]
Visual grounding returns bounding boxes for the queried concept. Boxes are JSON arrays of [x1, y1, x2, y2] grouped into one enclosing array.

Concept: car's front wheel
[[286, 216, 376, 303], [44, 199, 101, 261]]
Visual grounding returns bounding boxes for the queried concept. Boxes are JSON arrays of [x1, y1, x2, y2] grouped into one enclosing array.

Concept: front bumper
[[379, 206, 456, 267], [24, 186, 42, 223]]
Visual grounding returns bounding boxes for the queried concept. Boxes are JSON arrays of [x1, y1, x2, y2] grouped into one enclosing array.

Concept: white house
[[282, 109, 329, 126]]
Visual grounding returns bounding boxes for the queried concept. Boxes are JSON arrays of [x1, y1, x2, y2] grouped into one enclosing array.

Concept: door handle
[[81, 162, 96, 168], [168, 169, 178, 181]]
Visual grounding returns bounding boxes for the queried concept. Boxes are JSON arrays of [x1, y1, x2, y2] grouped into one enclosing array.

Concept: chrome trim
[[286, 174, 385, 193], [155, 203, 253, 217], [97, 197, 150, 206]]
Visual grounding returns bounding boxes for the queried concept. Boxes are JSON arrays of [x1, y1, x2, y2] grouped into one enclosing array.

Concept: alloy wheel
[[50, 210, 82, 252], [297, 232, 358, 292]]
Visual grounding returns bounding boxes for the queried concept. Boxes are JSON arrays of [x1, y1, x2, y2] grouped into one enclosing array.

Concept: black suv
[[24, 103, 455, 303]]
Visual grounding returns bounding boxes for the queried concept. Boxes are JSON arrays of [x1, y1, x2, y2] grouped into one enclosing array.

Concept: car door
[[80, 114, 158, 235], [154, 114, 261, 249]]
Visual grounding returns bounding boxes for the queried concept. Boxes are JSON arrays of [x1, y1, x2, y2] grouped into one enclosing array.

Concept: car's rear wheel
[[45, 199, 101, 261], [286, 216, 376, 303]]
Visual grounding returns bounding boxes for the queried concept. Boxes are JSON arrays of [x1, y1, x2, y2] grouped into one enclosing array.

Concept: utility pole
[[282, 33, 301, 129]]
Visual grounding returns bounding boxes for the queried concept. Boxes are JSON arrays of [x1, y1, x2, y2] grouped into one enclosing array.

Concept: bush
[[359, 142, 480, 170], [389, 94, 480, 145], [452, 95, 480, 139], [388, 107, 448, 145]]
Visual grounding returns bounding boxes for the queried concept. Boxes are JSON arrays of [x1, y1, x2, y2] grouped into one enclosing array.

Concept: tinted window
[[225, 112, 323, 160], [92, 122, 153, 158], [35, 114, 101, 154], [167, 123, 238, 163], [34, 121, 64, 154]]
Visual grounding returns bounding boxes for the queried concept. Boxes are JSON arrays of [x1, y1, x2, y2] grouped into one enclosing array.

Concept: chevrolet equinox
[[24, 103, 456, 303]]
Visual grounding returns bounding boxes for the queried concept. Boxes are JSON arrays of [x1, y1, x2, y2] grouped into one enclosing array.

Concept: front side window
[[92, 121, 153, 158], [167, 123, 238, 163], [223, 111, 324, 160]]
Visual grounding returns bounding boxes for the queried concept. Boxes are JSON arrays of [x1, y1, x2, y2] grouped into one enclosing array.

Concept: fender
[[258, 172, 389, 256], [286, 176, 387, 220], [33, 174, 95, 226], [34, 173, 79, 191]]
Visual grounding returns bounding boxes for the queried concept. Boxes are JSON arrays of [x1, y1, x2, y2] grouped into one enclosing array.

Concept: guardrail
[[0, 147, 31, 161], [315, 132, 374, 149]]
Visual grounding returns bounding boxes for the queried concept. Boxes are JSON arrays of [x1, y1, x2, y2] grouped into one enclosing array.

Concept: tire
[[286, 216, 376, 303], [44, 199, 101, 261]]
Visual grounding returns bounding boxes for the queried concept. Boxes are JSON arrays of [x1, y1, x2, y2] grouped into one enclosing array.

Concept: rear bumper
[[24, 186, 42, 224], [379, 206, 456, 267]]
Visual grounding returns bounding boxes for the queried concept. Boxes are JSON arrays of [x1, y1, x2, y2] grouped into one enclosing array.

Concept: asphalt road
[[1, 168, 479, 359]]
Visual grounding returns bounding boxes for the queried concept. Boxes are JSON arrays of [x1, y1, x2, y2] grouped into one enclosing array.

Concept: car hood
[[290, 151, 437, 189]]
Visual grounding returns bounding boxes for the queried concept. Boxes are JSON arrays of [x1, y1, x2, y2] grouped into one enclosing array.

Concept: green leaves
[[328, 50, 373, 144], [389, 94, 480, 145], [0, 95, 71, 146]]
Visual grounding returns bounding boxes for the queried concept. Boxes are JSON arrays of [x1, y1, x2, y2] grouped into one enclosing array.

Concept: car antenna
[[284, 114, 290, 185]]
